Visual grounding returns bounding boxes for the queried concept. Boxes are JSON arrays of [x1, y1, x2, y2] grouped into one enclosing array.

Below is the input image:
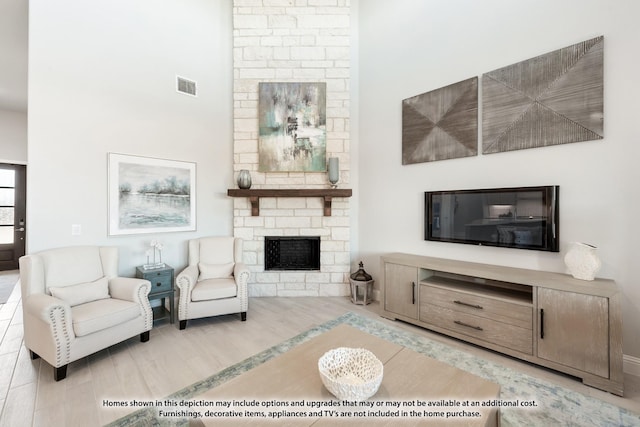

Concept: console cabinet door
[[384, 263, 419, 319], [537, 288, 609, 378]]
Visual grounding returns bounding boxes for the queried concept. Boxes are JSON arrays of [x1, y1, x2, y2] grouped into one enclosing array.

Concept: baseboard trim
[[624, 354, 640, 377]]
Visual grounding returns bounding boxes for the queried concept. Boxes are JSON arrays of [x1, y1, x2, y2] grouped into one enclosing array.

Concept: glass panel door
[[0, 170, 15, 244], [0, 164, 26, 270]]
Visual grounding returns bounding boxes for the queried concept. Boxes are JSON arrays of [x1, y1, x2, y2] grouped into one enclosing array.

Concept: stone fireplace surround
[[231, 193, 351, 298], [232, 0, 352, 297]]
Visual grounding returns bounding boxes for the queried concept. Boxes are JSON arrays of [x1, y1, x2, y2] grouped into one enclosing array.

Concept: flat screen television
[[425, 186, 559, 252]]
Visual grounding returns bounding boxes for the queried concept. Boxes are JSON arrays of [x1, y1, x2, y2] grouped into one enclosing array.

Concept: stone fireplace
[[231, 1, 352, 297], [231, 194, 351, 297]]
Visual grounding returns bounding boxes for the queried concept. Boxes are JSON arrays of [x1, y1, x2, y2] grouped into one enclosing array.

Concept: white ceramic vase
[[564, 242, 601, 281]]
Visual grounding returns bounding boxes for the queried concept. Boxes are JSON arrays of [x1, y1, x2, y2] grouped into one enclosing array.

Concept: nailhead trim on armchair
[[176, 273, 194, 321], [137, 284, 153, 331], [49, 305, 72, 367], [237, 269, 250, 313]]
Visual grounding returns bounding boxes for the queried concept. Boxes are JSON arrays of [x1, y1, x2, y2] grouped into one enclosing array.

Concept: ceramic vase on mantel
[[564, 242, 601, 281], [237, 169, 252, 189], [327, 157, 339, 188]]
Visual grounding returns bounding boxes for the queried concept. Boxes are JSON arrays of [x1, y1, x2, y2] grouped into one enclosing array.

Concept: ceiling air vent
[[176, 76, 197, 97]]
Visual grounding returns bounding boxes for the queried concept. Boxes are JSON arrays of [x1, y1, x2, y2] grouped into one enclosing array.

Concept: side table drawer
[[148, 271, 172, 293], [136, 267, 174, 294]]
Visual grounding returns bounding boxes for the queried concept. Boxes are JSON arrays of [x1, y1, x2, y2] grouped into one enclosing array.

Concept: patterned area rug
[[107, 312, 640, 427], [0, 270, 19, 304]]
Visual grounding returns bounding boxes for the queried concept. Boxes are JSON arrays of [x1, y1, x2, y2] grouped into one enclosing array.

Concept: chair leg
[[140, 331, 150, 342], [54, 365, 68, 381], [241, 312, 247, 321], [179, 320, 187, 330], [29, 350, 40, 360]]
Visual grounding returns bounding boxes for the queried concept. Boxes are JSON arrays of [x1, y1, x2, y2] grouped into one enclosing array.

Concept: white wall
[[0, 109, 27, 163], [358, 0, 640, 358], [27, 0, 234, 275]]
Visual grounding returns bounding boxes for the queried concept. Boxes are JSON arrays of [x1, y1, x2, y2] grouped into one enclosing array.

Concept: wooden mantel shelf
[[227, 188, 353, 216]]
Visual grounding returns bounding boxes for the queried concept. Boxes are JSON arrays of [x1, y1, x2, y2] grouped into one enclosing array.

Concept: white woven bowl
[[318, 347, 383, 401]]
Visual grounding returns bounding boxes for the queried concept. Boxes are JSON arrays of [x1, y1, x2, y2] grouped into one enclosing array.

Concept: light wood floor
[[1, 277, 639, 427]]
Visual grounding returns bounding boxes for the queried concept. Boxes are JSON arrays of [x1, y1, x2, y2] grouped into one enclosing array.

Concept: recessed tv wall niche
[[425, 186, 559, 252]]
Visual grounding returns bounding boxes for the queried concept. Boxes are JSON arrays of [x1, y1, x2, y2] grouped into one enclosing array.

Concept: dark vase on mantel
[[237, 170, 252, 189]]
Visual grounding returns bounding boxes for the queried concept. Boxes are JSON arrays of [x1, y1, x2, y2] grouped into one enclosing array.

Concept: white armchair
[[175, 236, 249, 330], [19, 246, 153, 381]]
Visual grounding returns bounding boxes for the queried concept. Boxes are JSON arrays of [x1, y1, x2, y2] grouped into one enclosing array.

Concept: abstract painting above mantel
[[258, 82, 327, 172], [108, 153, 196, 236], [482, 36, 604, 155], [402, 77, 478, 164]]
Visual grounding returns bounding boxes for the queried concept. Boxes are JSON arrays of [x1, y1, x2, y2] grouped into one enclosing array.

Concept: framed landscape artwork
[[258, 82, 327, 172], [108, 153, 196, 235]]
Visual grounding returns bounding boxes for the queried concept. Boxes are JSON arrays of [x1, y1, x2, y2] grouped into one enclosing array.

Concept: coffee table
[[196, 324, 499, 426]]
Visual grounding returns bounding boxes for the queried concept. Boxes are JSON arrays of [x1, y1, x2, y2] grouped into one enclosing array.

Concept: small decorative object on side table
[[144, 240, 165, 270], [349, 261, 374, 305], [136, 264, 175, 324]]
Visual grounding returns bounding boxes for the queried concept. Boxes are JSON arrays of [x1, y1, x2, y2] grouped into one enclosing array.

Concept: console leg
[[179, 320, 187, 330], [29, 350, 40, 360], [241, 312, 247, 321], [140, 331, 150, 342], [54, 365, 68, 381]]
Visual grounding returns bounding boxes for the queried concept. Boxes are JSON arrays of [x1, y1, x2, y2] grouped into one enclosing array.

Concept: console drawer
[[422, 304, 533, 355], [421, 284, 532, 329]]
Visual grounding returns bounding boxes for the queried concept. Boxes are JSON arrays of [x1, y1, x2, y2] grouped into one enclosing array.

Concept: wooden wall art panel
[[482, 36, 604, 154], [402, 77, 478, 164]]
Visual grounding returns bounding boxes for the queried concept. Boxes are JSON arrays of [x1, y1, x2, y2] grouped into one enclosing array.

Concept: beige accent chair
[[19, 246, 153, 381], [175, 236, 249, 329]]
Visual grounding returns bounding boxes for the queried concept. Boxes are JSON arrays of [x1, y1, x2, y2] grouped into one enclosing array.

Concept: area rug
[[0, 270, 19, 304], [107, 312, 640, 427]]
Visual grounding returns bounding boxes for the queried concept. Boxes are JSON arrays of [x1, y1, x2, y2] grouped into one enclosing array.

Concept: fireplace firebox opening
[[265, 236, 321, 271]]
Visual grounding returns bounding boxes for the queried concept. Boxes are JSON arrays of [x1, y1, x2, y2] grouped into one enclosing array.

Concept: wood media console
[[380, 253, 623, 396]]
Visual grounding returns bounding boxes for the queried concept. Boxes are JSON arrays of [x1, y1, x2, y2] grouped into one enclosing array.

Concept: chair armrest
[[234, 262, 250, 287], [109, 277, 153, 331], [24, 293, 73, 326], [176, 265, 199, 321], [23, 293, 75, 366], [109, 277, 151, 302], [176, 265, 199, 293]]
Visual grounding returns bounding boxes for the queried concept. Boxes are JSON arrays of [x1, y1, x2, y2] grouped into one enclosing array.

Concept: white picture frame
[[108, 153, 196, 236]]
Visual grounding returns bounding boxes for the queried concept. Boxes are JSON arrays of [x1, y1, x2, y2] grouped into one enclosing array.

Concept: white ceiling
[[0, 0, 28, 113]]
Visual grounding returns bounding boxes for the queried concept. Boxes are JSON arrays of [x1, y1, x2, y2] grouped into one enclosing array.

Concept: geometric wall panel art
[[482, 36, 604, 154], [402, 77, 478, 164]]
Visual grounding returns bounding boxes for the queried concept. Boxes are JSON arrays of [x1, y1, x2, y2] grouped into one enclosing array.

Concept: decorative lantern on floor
[[349, 261, 374, 305]]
